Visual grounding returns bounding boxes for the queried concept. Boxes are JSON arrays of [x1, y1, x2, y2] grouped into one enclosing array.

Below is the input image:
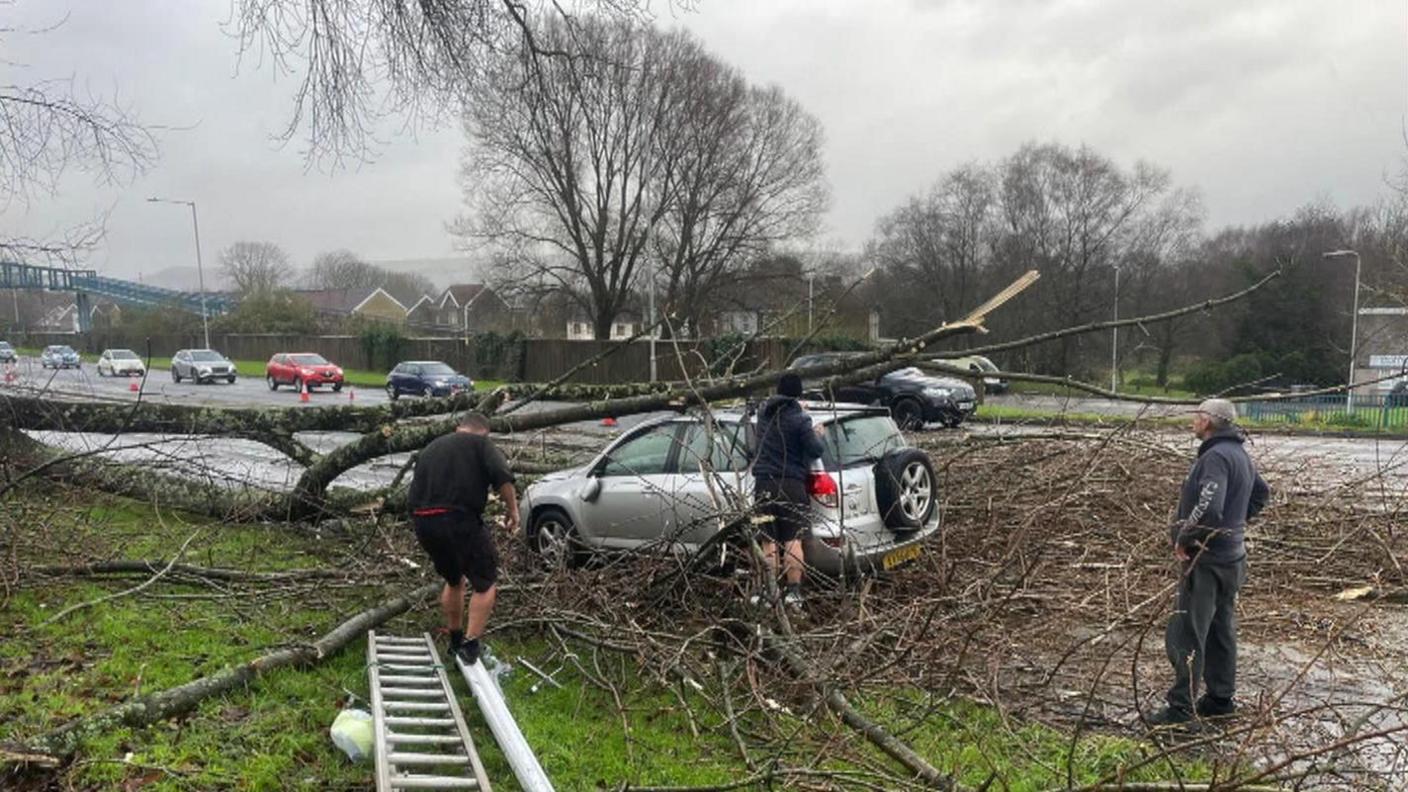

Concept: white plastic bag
[[330, 708, 375, 762]]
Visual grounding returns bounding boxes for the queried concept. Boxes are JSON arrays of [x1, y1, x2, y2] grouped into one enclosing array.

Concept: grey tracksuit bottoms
[[1166, 557, 1247, 712]]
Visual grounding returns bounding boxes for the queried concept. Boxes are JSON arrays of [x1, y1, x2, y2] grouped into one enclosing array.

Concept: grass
[[3, 490, 1206, 790], [1006, 371, 1195, 400]]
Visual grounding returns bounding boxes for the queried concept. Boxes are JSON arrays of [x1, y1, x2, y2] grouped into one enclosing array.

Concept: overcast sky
[[5, 0, 1406, 286]]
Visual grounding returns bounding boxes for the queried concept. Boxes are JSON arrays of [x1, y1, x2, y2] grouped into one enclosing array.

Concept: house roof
[[440, 283, 490, 309], [296, 286, 407, 314], [405, 294, 437, 314]]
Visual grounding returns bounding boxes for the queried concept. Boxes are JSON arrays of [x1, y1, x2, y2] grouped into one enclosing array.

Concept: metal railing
[[1240, 393, 1408, 430]]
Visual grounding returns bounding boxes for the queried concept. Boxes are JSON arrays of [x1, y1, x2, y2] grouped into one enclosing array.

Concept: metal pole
[[808, 275, 814, 334], [1324, 250, 1362, 414], [1111, 265, 1119, 392], [1348, 251, 1361, 414], [188, 201, 210, 349], [648, 265, 657, 382]]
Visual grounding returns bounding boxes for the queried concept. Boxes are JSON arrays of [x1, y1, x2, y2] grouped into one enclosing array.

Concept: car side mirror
[[579, 477, 602, 503]]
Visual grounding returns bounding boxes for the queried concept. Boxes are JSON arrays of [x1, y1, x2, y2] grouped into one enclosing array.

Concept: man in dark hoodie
[[751, 373, 827, 607], [1149, 398, 1270, 726]]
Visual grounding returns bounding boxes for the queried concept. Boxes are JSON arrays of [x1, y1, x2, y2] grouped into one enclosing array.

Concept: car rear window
[[818, 415, 905, 470], [291, 354, 329, 365]]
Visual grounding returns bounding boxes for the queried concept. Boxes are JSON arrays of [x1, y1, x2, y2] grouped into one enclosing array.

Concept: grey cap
[[1195, 398, 1238, 424]]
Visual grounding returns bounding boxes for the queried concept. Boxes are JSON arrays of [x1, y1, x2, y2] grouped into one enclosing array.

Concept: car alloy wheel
[[267, 375, 278, 391], [171, 368, 181, 383], [896, 461, 933, 524], [893, 399, 924, 430], [533, 511, 580, 570], [422, 386, 434, 398], [385, 383, 398, 401]]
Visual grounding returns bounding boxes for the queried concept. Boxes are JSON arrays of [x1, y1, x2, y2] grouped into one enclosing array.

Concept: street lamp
[[1111, 264, 1120, 392], [1323, 249, 1362, 413], [147, 197, 210, 349]]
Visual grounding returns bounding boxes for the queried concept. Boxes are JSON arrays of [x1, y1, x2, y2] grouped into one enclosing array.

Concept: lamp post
[[1110, 264, 1120, 393], [1323, 249, 1362, 413], [648, 264, 657, 383], [147, 197, 210, 349]]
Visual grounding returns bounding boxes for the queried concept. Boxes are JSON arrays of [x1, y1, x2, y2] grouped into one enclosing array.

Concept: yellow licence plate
[[882, 544, 922, 570]]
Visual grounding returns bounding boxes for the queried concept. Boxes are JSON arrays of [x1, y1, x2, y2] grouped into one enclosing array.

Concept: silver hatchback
[[519, 404, 940, 575]]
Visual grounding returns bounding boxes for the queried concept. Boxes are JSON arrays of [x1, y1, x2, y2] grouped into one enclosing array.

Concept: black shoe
[[1195, 695, 1236, 718], [454, 639, 481, 666], [1146, 706, 1193, 727]]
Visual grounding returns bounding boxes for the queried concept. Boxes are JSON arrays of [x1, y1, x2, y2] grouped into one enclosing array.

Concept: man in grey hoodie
[[751, 373, 827, 607], [1149, 398, 1270, 726]]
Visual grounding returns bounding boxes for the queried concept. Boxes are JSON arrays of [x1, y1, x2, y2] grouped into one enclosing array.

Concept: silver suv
[[519, 403, 940, 575]]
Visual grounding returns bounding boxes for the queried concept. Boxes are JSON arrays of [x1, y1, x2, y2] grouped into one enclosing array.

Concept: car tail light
[[808, 471, 838, 508]]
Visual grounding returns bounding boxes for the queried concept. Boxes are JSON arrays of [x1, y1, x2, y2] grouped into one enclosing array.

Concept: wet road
[[3, 355, 394, 408]]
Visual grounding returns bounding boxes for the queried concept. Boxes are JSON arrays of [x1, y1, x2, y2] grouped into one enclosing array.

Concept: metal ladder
[[367, 631, 493, 791]]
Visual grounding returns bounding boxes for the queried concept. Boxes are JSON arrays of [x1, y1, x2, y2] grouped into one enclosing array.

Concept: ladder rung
[[377, 653, 435, 663], [385, 701, 450, 712], [387, 733, 463, 745], [377, 636, 428, 644], [389, 751, 469, 766], [381, 663, 439, 673], [390, 774, 479, 789], [380, 682, 439, 693], [386, 716, 457, 727], [380, 675, 441, 685]]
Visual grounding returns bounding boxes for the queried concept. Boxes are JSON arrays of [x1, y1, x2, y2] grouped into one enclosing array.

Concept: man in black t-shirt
[[408, 411, 519, 664]]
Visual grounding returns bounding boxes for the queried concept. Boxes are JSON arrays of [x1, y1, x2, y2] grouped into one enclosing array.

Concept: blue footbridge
[[0, 261, 237, 331]]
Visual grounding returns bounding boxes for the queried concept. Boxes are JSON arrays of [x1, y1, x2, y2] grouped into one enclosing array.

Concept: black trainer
[[1195, 695, 1236, 718], [1146, 706, 1193, 727], [454, 638, 481, 665]]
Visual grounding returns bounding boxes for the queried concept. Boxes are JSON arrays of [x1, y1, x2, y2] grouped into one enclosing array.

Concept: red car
[[266, 352, 345, 392]]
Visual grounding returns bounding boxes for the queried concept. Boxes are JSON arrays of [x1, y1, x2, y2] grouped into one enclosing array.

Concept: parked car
[[385, 361, 473, 400], [520, 403, 940, 576], [266, 352, 345, 392], [171, 349, 237, 384], [947, 354, 1008, 394], [0, 341, 15, 364], [40, 345, 81, 370], [1388, 380, 1408, 408], [96, 348, 146, 377], [789, 352, 977, 429]]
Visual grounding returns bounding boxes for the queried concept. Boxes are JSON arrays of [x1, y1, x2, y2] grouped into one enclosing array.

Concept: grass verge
[[4, 489, 1192, 790]]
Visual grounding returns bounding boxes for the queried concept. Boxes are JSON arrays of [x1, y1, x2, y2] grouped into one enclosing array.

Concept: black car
[[789, 352, 978, 429], [1388, 380, 1408, 408]]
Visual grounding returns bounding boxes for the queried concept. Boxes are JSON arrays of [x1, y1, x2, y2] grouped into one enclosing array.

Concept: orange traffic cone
[[129, 380, 139, 393], [299, 381, 310, 403], [601, 416, 617, 427]]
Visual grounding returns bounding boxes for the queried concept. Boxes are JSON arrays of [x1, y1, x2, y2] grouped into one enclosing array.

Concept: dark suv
[[789, 352, 977, 429]]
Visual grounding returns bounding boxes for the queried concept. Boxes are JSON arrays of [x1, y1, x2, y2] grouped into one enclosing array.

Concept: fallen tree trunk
[[0, 582, 439, 767]]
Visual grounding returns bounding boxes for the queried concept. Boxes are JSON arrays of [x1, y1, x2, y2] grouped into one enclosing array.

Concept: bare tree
[[230, 0, 656, 164], [305, 249, 383, 290], [0, 10, 157, 263], [219, 241, 292, 295], [868, 164, 996, 331], [456, 16, 825, 340], [991, 143, 1172, 375], [650, 73, 828, 337]]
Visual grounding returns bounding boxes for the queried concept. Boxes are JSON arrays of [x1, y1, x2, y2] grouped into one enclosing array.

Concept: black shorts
[[754, 477, 810, 544], [413, 511, 498, 593]]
